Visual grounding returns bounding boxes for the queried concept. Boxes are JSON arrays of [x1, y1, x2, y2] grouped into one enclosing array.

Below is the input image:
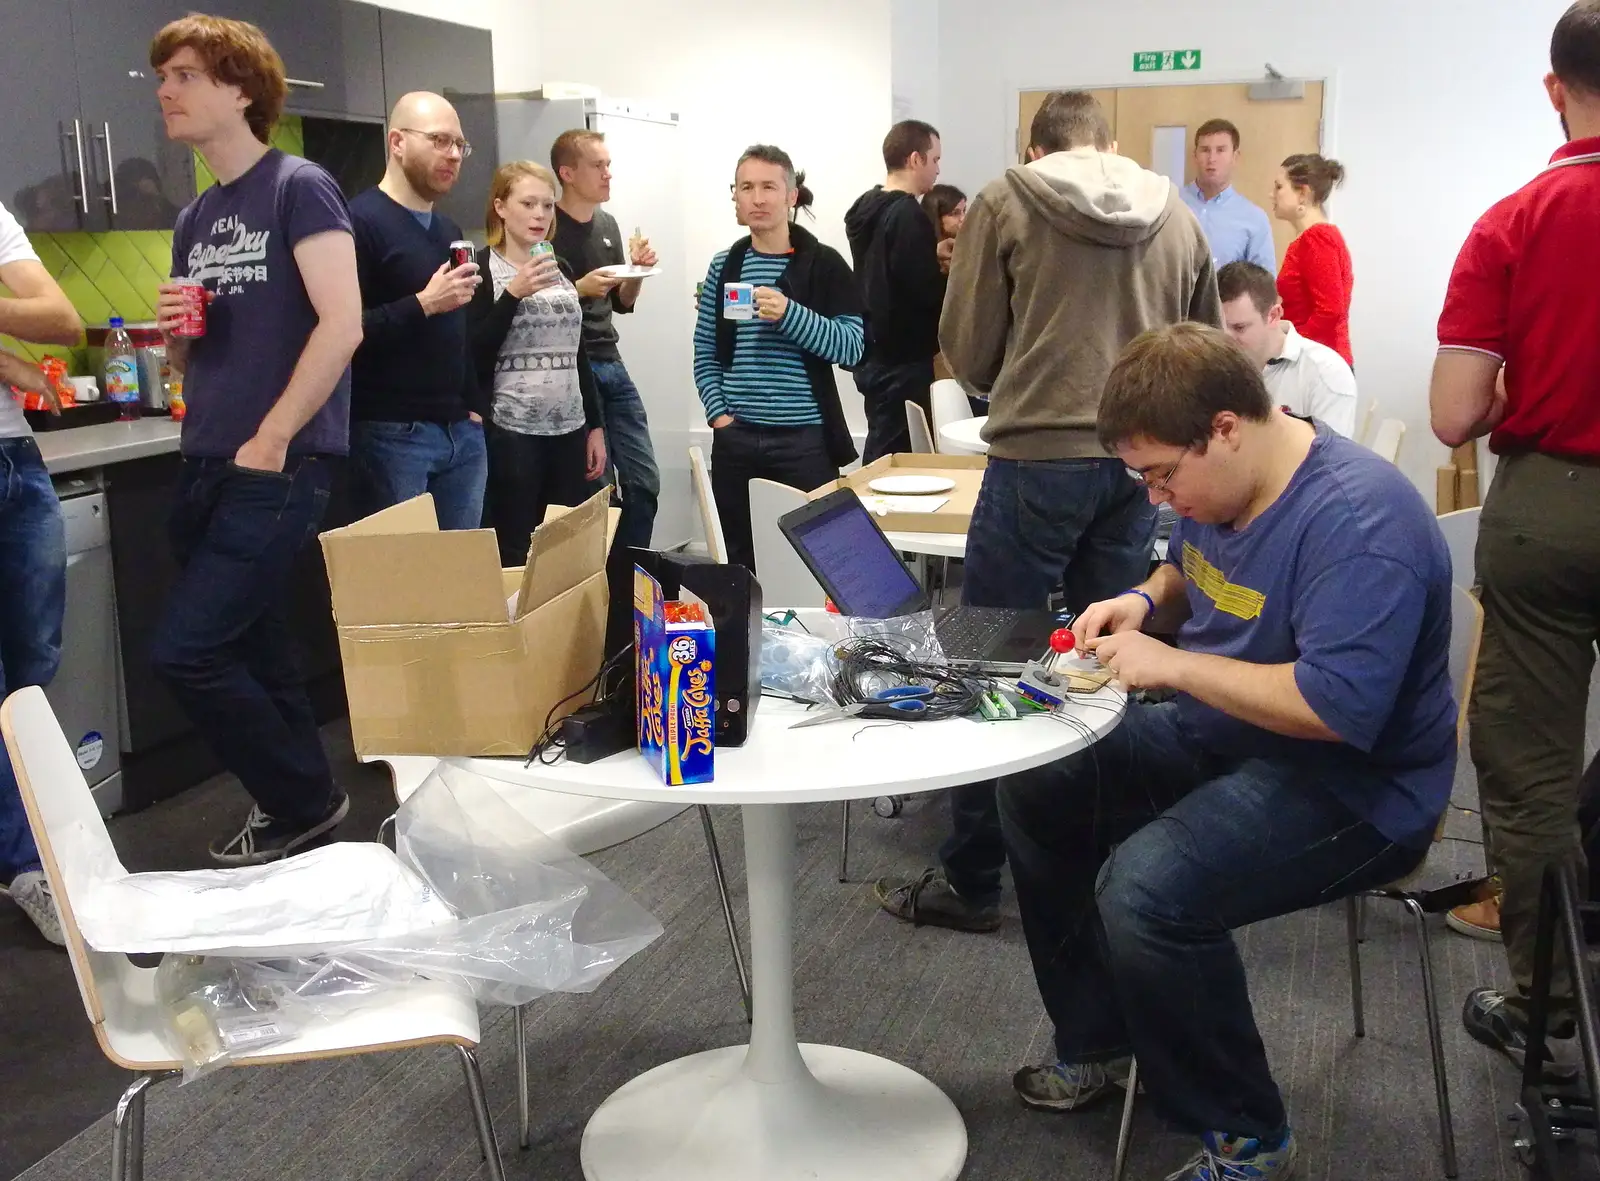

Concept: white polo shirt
[[1263, 321, 1357, 438], [0, 200, 41, 440]]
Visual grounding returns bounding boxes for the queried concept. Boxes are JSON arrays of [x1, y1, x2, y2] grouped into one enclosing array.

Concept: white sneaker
[[4, 871, 65, 946]]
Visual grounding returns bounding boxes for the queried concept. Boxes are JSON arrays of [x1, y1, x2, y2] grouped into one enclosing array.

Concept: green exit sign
[[1134, 49, 1202, 72]]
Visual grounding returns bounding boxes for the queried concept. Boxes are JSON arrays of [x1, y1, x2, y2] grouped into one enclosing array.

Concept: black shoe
[[874, 868, 1001, 933], [210, 793, 350, 866], [1462, 987, 1576, 1070]]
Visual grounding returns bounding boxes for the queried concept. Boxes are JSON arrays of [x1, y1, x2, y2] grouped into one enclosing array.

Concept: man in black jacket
[[845, 120, 949, 463], [348, 91, 484, 529]]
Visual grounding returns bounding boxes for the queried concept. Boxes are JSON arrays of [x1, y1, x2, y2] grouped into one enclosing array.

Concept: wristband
[[1120, 588, 1156, 617]]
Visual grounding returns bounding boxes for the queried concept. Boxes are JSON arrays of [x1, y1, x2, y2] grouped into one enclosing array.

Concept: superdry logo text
[[187, 216, 272, 294]]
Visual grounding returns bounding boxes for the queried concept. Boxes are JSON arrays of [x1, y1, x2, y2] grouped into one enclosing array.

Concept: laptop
[[778, 487, 1066, 670]]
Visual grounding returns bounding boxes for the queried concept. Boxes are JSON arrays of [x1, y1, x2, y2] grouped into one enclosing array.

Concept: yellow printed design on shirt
[[1182, 541, 1267, 620]]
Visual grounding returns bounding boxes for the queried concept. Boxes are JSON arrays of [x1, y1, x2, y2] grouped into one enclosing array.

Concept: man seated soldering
[[997, 322, 1457, 1181]]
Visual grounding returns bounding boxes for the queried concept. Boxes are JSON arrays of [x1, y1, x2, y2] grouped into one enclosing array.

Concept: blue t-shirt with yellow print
[[1167, 421, 1457, 848]]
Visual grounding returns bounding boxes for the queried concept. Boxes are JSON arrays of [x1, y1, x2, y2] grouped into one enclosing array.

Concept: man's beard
[[402, 153, 452, 201]]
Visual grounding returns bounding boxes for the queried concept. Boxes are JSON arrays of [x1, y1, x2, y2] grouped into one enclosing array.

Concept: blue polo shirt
[[1181, 182, 1277, 273]]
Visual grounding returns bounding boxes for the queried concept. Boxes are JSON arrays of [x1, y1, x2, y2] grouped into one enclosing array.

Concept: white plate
[[600, 265, 661, 279], [867, 475, 957, 495]]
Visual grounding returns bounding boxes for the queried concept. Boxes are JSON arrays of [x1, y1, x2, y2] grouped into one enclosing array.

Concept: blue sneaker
[[1011, 1058, 1131, 1111], [1164, 1129, 1299, 1180]]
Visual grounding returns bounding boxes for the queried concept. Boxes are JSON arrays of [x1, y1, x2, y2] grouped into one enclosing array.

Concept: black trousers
[[484, 422, 590, 567], [710, 420, 837, 574], [856, 358, 933, 465]]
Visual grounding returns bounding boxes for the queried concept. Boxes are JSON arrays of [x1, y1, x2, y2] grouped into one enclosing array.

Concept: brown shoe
[[1446, 892, 1502, 942]]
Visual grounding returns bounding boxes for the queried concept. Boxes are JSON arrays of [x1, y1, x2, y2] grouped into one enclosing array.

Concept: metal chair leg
[[1404, 897, 1459, 1177], [1346, 895, 1366, 1037], [455, 1045, 506, 1181], [698, 805, 752, 1021], [1113, 1057, 1139, 1181], [1357, 893, 1369, 943], [110, 1072, 161, 1181], [839, 799, 851, 882], [514, 1004, 530, 1150]]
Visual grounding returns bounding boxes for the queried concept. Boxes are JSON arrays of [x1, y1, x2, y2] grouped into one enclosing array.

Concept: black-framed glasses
[[1127, 448, 1189, 494], [398, 128, 472, 157]]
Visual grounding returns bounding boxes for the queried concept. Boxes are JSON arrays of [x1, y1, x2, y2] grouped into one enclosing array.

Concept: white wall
[[891, 0, 941, 125], [929, 0, 1571, 496]]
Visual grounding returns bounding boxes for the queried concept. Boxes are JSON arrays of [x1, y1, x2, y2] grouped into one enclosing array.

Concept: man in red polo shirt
[[1432, 0, 1600, 1063]]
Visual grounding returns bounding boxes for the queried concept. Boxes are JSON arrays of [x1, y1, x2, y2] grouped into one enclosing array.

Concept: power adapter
[[562, 701, 635, 764]]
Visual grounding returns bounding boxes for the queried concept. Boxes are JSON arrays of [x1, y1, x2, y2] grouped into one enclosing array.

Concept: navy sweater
[[348, 187, 474, 423]]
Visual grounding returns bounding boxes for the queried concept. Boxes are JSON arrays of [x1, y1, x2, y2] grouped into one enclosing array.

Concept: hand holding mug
[[753, 286, 788, 322]]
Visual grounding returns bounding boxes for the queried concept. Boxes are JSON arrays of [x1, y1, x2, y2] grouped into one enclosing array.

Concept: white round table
[[462, 690, 1123, 1181], [884, 528, 966, 559], [938, 415, 989, 456]]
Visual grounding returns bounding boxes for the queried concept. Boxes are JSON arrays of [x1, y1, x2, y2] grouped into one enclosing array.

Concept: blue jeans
[[591, 359, 660, 552], [349, 418, 486, 531], [150, 456, 338, 825], [0, 438, 64, 883], [937, 457, 1158, 904], [999, 702, 1425, 1139]]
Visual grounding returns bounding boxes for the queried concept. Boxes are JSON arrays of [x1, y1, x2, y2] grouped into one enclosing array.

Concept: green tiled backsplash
[[1, 117, 304, 372]]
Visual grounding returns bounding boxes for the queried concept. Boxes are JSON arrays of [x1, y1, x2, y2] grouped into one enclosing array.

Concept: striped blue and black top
[[692, 248, 865, 426]]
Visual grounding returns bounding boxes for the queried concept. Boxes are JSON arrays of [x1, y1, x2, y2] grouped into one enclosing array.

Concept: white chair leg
[[455, 1045, 506, 1181], [1114, 1057, 1139, 1181], [839, 799, 851, 882], [1404, 897, 1459, 1178], [514, 1004, 530, 1150], [1346, 895, 1366, 1037], [698, 805, 752, 1021]]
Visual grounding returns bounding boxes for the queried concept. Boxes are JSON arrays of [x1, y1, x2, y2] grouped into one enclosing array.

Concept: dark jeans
[[591, 359, 660, 552], [150, 456, 337, 825], [0, 438, 65, 882], [484, 422, 590, 567], [710, 420, 837, 574], [938, 456, 1158, 904], [1000, 702, 1425, 1139], [349, 417, 486, 530], [856, 357, 933, 465]]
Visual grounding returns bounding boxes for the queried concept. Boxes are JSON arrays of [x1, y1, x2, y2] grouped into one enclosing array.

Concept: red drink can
[[172, 278, 207, 338], [449, 240, 474, 269]]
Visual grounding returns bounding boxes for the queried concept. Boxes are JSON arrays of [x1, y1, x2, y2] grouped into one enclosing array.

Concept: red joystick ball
[[1049, 628, 1076, 654]]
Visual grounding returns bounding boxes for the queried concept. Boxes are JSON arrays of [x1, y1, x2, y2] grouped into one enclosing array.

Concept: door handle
[[93, 122, 119, 215], [286, 78, 326, 90], [63, 119, 90, 214]]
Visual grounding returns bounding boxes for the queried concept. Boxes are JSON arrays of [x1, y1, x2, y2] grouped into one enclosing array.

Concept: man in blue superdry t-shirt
[[150, 14, 363, 866], [999, 323, 1456, 1180]]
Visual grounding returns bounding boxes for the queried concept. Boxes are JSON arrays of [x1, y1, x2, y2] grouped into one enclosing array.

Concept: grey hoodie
[[940, 148, 1221, 460]]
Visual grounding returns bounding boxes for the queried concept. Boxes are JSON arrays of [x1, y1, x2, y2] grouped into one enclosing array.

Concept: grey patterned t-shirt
[[486, 250, 586, 437]]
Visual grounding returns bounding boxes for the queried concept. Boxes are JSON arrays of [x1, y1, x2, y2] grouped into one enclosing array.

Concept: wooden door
[[1018, 82, 1323, 265]]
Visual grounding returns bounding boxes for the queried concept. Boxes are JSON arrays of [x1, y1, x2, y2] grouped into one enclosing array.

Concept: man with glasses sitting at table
[[998, 323, 1456, 1180]]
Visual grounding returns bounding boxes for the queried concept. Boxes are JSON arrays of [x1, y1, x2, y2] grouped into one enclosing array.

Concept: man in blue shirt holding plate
[[999, 323, 1455, 1180]]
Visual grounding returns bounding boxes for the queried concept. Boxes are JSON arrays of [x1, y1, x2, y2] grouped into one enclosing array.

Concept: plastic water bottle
[[103, 316, 141, 422]]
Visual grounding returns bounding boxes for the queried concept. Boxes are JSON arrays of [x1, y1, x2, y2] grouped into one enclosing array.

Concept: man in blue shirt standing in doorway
[[1181, 119, 1277, 273]]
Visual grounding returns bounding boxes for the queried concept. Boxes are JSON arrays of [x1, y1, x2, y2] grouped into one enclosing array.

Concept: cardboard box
[[634, 568, 716, 785], [320, 488, 612, 758], [811, 453, 986, 534]]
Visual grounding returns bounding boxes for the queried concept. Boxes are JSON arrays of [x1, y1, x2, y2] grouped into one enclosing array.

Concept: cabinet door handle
[[63, 119, 90, 214], [286, 78, 326, 90], [93, 122, 119, 216]]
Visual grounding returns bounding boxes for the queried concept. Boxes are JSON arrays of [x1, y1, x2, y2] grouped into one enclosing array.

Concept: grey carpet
[[7, 682, 1600, 1181]]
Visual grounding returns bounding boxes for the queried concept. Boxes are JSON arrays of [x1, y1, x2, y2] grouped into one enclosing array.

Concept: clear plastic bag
[[759, 611, 946, 704]]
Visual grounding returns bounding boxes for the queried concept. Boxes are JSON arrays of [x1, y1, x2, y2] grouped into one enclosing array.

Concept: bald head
[[383, 92, 467, 205], [389, 91, 459, 132]]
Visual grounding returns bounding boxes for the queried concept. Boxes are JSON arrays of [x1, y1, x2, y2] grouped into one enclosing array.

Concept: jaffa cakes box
[[634, 566, 716, 784]]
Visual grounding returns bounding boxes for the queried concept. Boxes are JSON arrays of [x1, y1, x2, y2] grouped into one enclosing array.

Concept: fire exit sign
[[1134, 49, 1202, 72]]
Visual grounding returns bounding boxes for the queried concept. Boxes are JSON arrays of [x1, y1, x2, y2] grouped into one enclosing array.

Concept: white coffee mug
[[69, 376, 100, 402]]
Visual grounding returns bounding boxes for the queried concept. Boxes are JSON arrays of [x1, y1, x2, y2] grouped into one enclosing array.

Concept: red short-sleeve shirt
[[1437, 136, 1600, 459]]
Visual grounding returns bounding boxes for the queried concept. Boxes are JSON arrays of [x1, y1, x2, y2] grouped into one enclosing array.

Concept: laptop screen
[[783, 492, 926, 618]]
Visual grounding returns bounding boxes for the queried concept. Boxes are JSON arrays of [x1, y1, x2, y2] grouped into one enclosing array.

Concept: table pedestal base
[[580, 1043, 967, 1181]]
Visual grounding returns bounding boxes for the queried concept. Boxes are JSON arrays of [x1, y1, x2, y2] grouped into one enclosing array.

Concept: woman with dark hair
[[1272, 153, 1354, 366], [921, 183, 967, 242]]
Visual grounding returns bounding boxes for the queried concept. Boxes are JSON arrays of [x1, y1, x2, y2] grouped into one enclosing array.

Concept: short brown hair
[[1216, 261, 1280, 317], [550, 129, 604, 179], [1553, 0, 1600, 94], [883, 120, 939, 171], [1029, 91, 1113, 155], [1281, 153, 1346, 206], [150, 14, 286, 145], [1097, 323, 1273, 452], [485, 160, 559, 248], [1195, 118, 1240, 149]]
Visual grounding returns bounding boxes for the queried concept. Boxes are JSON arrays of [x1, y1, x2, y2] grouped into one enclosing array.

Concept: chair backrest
[[1435, 506, 1480, 591], [688, 445, 728, 564], [905, 401, 935, 455], [1369, 418, 1405, 465], [930, 379, 974, 451], [1449, 583, 1484, 745], [1358, 400, 1378, 447], [747, 478, 828, 607]]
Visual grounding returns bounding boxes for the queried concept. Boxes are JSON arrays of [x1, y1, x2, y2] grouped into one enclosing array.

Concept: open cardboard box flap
[[517, 490, 610, 618]]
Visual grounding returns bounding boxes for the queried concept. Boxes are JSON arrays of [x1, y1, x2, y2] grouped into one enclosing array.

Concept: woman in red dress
[[1272, 154, 1354, 366]]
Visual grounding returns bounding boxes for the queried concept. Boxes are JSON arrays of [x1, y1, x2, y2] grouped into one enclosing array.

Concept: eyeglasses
[[1126, 448, 1189, 494], [397, 128, 472, 158]]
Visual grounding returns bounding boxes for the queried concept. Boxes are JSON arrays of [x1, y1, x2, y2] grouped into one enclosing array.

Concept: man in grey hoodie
[[877, 91, 1221, 934]]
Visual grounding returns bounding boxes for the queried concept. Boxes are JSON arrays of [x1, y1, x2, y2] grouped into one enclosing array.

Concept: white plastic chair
[[0, 687, 507, 1181], [906, 402, 936, 455], [689, 444, 729, 563], [1359, 400, 1378, 447], [748, 478, 827, 608], [930, 379, 975, 452], [1435, 507, 1480, 591], [1370, 418, 1406, 465]]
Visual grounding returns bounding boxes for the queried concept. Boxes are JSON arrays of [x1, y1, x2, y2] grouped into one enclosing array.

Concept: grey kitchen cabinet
[[236, 0, 386, 122]]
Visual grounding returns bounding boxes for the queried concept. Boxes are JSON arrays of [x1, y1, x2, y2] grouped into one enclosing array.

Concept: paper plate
[[867, 475, 957, 495], [600, 265, 662, 279]]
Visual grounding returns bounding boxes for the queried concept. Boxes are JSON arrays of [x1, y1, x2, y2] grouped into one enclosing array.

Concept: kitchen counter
[[37, 419, 183, 475]]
